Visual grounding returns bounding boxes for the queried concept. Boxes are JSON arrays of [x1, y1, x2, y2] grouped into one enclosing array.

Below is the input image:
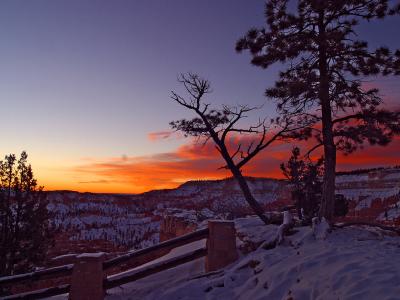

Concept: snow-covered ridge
[[336, 167, 400, 214], [45, 167, 400, 258], [336, 167, 400, 183]]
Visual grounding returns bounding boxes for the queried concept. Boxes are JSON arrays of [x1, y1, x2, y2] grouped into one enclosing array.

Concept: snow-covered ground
[[378, 200, 400, 221], [96, 217, 400, 300]]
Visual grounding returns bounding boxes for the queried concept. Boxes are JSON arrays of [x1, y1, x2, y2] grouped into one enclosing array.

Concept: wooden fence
[[0, 220, 238, 300]]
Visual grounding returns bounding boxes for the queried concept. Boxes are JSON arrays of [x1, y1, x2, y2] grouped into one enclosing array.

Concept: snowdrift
[[104, 217, 400, 300]]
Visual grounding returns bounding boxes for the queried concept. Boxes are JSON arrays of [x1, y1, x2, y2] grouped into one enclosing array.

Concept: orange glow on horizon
[[36, 136, 400, 194]]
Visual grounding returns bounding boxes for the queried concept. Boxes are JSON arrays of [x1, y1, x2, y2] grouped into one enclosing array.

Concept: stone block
[[206, 220, 238, 272]]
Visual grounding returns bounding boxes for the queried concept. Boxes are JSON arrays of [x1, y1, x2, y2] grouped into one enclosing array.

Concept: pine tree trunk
[[318, 10, 336, 221], [320, 136, 336, 220]]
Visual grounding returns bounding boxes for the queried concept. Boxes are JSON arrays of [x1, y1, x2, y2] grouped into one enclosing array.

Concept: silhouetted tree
[[334, 194, 349, 217], [170, 73, 304, 225], [280, 147, 323, 222], [237, 0, 400, 221], [0, 152, 52, 277]]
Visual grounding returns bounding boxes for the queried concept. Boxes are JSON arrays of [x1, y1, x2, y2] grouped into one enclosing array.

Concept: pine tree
[[0, 152, 53, 277], [281, 147, 323, 221], [237, 0, 400, 221]]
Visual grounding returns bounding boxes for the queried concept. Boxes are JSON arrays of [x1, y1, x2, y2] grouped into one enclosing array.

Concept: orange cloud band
[[70, 135, 400, 194]]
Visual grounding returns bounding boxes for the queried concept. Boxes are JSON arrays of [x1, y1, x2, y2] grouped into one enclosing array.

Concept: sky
[[0, 0, 399, 194]]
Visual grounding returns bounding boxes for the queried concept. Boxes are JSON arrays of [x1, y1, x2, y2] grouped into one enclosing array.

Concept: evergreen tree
[[280, 147, 323, 221], [237, 0, 400, 220], [0, 152, 53, 277]]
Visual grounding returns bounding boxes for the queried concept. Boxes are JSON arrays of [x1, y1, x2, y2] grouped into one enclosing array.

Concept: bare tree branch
[[169, 73, 297, 225], [305, 143, 323, 159]]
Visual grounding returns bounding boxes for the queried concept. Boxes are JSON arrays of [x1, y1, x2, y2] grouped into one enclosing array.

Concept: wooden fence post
[[205, 220, 238, 272], [69, 253, 105, 300]]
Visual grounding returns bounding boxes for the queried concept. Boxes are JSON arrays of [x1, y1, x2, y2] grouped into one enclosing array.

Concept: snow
[[335, 168, 400, 183], [51, 254, 78, 261], [234, 217, 277, 245], [47, 191, 162, 248], [385, 172, 400, 180], [200, 208, 215, 219], [336, 174, 370, 183], [282, 211, 292, 225], [377, 200, 400, 221], [335, 168, 400, 213], [42, 216, 400, 300], [77, 252, 105, 259], [45, 167, 399, 252], [39, 168, 400, 298], [276, 211, 293, 244], [102, 217, 400, 300], [312, 217, 330, 240], [107, 239, 206, 283], [336, 188, 400, 211]]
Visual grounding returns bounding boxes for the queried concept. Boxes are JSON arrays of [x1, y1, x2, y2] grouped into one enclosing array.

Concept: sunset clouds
[[65, 92, 400, 194], [70, 135, 400, 194], [73, 141, 231, 193], [147, 131, 175, 141]]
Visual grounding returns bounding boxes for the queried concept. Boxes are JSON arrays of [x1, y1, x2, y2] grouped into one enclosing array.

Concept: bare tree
[[170, 73, 304, 225]]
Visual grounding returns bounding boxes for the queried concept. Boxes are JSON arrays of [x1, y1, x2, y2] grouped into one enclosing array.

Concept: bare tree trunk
[[217, 142, 270, 225], [171, 74, 282, 226], [230, 166, 270, 225], [318, 10, 336, 221]]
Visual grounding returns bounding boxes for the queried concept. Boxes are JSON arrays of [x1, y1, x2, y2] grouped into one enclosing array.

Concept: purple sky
[[0, 0, 399, 192]]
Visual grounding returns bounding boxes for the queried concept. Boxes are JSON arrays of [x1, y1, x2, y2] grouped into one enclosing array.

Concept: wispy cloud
[[147, 131, 175, 141], [72, 135, 400, 193], [78, 179, 115, 184]]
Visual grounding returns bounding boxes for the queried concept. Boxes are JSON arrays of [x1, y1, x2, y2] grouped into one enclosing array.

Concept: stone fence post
[[69, 253, 105, 300], [206, 220, 238, 272]]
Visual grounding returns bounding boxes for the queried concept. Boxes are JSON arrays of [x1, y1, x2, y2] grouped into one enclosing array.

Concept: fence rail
[[2, 284, 70, 300], [0, 264, 73, 287], [105, 247, 208, 289], [0, 221, 237, 300], [103, 227, 209, 270]]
